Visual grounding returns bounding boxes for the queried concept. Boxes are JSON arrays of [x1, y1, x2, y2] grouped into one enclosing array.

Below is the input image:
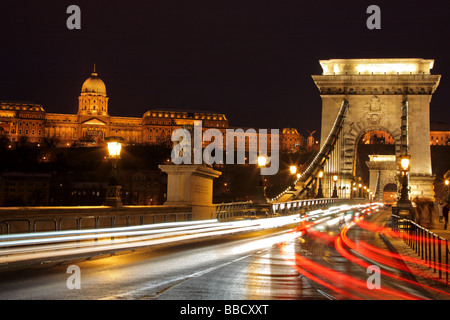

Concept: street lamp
[[290, 165, 297, 175], [401, 156, 410, 172], [257, 156, 267, 168], [290, 165, 297, 190], [316, 170, 324, 198], [255, 156, 268, 204], [331, 174, 338, 198], [392, 154, 414, 218], [358, 183, 362, 198], [445, 179, 449, 203], [398, 155, 411, 204], [104, 136, 124, 207]]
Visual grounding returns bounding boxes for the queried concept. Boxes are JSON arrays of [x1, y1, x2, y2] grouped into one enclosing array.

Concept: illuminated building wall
[[0, 69, 305, 153], [430, 122, 450, 146]]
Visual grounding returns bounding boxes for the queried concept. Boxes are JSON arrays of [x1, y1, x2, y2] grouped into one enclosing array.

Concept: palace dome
[[81, 70, 106, 95]]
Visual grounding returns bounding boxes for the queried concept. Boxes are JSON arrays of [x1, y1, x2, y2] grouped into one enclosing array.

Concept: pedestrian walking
[[443, 202, 449, 229]]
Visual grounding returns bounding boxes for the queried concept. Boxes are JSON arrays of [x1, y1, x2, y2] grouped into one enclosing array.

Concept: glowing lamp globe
[[106, 137, 124, 158], [400, 156, 410, 171], [257, 156, 267, 168]]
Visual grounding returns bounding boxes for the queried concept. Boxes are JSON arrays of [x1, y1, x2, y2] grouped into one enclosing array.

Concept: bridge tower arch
[[312, 58, 441, 200], [351, 126, 401, 177]]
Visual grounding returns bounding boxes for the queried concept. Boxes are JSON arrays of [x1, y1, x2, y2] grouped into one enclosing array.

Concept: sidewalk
[[381, 211, 450, 300], [430, 227, 450, 240]]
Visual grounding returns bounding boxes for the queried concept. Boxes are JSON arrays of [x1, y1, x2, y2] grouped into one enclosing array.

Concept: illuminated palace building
[[0, 69, 304, 152]]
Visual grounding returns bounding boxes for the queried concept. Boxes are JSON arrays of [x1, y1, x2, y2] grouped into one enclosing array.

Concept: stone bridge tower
[[312, 58, 441, 200]]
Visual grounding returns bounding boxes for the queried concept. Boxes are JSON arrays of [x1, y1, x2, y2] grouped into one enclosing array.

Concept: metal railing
[[391, 214, 449, 284], [0, 212, 194, 235], [214, 201, 255, 221], [272, 198, 349, 215], [215, 198, 353, 222], [0, 215, 304, 264]]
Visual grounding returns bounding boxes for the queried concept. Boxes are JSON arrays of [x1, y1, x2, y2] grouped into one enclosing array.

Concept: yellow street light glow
[[107, 141, 122, 157], [333, 175, 338, 182], [106, 136, 124, 158], [445, 180, 449, 186], [318, 171, 324, 178], [257, 156, 267, 168], [290, 166, 297, 175], [400, 157, 410, 170]]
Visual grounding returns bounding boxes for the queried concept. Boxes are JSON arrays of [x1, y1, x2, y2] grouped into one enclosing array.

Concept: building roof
[[143, 109, 227, 121], [81, 70, 107, 96], [0, 101, 44, 111]]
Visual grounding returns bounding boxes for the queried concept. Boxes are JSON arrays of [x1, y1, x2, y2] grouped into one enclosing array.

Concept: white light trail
[[0, 203, 380, 265]]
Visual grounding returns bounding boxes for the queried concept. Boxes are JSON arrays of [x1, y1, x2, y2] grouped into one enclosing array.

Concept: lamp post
[[104, 136, 124, 207], [255, 156, 268, 204], [331, 175, 338, 198], [393, 154, 413, 218], [445, 179, 449, 203], [316, 170, 324, 198], [398, 155, 411, 204], [290, 165, 297, 190]]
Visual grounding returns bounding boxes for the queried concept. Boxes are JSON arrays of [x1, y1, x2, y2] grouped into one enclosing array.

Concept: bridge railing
[[215, 198, 359, 222], [214, 201, 255, 221], [0, 211, 195, 235], [271, 198, 350, 215], [391, 214, 449, 284]]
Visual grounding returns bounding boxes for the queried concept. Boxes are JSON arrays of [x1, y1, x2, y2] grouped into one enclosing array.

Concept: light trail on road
[[277, 204, 450, 300], [0, 212, 304, 265], [1, 202, 448, 300]]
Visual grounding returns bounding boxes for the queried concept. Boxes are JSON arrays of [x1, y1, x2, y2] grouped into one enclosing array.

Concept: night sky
[[1, 0, 449, 136]]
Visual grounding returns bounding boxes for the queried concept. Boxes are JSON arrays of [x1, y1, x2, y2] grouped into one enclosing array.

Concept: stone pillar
[[159, 164, 222, 220]]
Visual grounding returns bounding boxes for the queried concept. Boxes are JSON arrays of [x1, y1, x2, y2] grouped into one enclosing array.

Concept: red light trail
[[278, 205, 450, 300]]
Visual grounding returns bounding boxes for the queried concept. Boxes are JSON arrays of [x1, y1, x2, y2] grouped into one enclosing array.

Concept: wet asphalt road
[[0, 208, 437, 300]]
